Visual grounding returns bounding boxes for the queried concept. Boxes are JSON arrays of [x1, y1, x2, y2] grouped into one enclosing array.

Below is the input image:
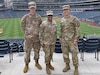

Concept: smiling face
[[28, 1, 36, 15], [47, 15, 53, 22], [63, 9, 70, 17], [29, 7, 36, 15]]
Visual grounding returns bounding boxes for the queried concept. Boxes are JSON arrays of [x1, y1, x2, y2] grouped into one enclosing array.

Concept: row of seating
[[0, 38, 100, 62], [0, 40, 12, 63], [78, 38, 100, 61], [0, 40, 24, 63], [55, 38, 100, 61]]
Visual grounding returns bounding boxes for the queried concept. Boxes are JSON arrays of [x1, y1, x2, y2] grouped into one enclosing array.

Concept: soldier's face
[[29, 7, 36, 14], [63, 9, 70, 16], [48, 15, 53, 22]]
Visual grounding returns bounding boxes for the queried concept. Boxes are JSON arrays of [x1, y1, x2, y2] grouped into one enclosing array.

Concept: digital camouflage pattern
[[39, 20, 57, 45], [21, 13, 42, 64], [21, 13, 42, 42], [60, 15, 80, 66], [39, 20, 57, 64], [60, 15, 80, 41]]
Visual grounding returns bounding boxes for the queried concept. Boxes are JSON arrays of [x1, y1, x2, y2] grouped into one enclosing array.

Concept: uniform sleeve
[[39, 22, 44, 44], [38, 15, 42, 26], [74, 18, 80, 41], [60, 19, 63, 39], [54, 21, 57, 40], [21, 15, 27, 33]]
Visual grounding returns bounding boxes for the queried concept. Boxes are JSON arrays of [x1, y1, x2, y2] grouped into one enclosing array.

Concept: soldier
[[21, 1, 42, 73], [60, 5, 80, 75], [39, 10, 57, 74]]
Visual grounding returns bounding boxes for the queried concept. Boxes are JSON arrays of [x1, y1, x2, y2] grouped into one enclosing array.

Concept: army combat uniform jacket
[[60, 15, 80, 42], [21, 13, 42, 42], [39, 20, 57, 45], [60, 15, 80, 66]]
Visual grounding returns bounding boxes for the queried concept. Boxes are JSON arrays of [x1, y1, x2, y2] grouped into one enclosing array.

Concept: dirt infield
[[0, 29, 3, 34]]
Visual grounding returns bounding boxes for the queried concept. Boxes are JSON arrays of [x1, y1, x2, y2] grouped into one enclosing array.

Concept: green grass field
[[0, 18, 100, 39], [0, 18, 23, 39]]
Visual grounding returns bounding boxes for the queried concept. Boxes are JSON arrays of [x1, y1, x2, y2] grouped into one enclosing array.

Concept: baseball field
[[0, 17, 100, 39]]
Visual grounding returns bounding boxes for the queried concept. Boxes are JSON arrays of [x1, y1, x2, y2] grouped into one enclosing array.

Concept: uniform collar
[[64, 15, 71, 19]]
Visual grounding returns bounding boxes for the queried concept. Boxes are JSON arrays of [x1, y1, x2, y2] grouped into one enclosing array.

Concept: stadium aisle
[[0, 51, 100, 75]]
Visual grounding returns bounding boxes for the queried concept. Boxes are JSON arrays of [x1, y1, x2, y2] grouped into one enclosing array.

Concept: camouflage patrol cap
[[28, 1, 36, 8], [62, 5, 70, 10], [46, 10, 53, 16]]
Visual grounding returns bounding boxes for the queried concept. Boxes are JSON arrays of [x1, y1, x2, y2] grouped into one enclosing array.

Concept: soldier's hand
[[73, 40, 77, 45], [41, 43, 45, 48], [59, 38, 62, 44]]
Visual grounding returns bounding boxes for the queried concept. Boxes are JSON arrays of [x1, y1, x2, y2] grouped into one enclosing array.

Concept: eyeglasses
[[48, 15, 53, 16]]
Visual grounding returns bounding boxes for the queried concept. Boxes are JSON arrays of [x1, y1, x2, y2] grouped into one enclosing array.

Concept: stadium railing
[[79, 38, 100, 61], [78, 38, 85, 61], [55, 37, 100, 61], [0, 40, 13, 63]]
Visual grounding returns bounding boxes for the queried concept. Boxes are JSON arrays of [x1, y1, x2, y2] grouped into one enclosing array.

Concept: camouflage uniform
[[39, 20, 57, 64], [39, 10, 57, 74], [60, 15, 80, 67], [21, 13, 42, 64]]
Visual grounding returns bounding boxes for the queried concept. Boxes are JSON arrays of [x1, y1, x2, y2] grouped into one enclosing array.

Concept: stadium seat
[[55, 38, 62, 53], [10, 43, 19, 52], [0, 40, 13, 63], [78, 38, 85, 61], [97, 39, 100, 60], [83, 38, 99, 61], [18, 43, 24, 52]]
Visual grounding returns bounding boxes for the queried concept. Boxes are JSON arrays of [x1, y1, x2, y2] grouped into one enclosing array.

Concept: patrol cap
[[28, 1, 36, 8], [62, 5, 70, 10], [46, 10, 53, 16]]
